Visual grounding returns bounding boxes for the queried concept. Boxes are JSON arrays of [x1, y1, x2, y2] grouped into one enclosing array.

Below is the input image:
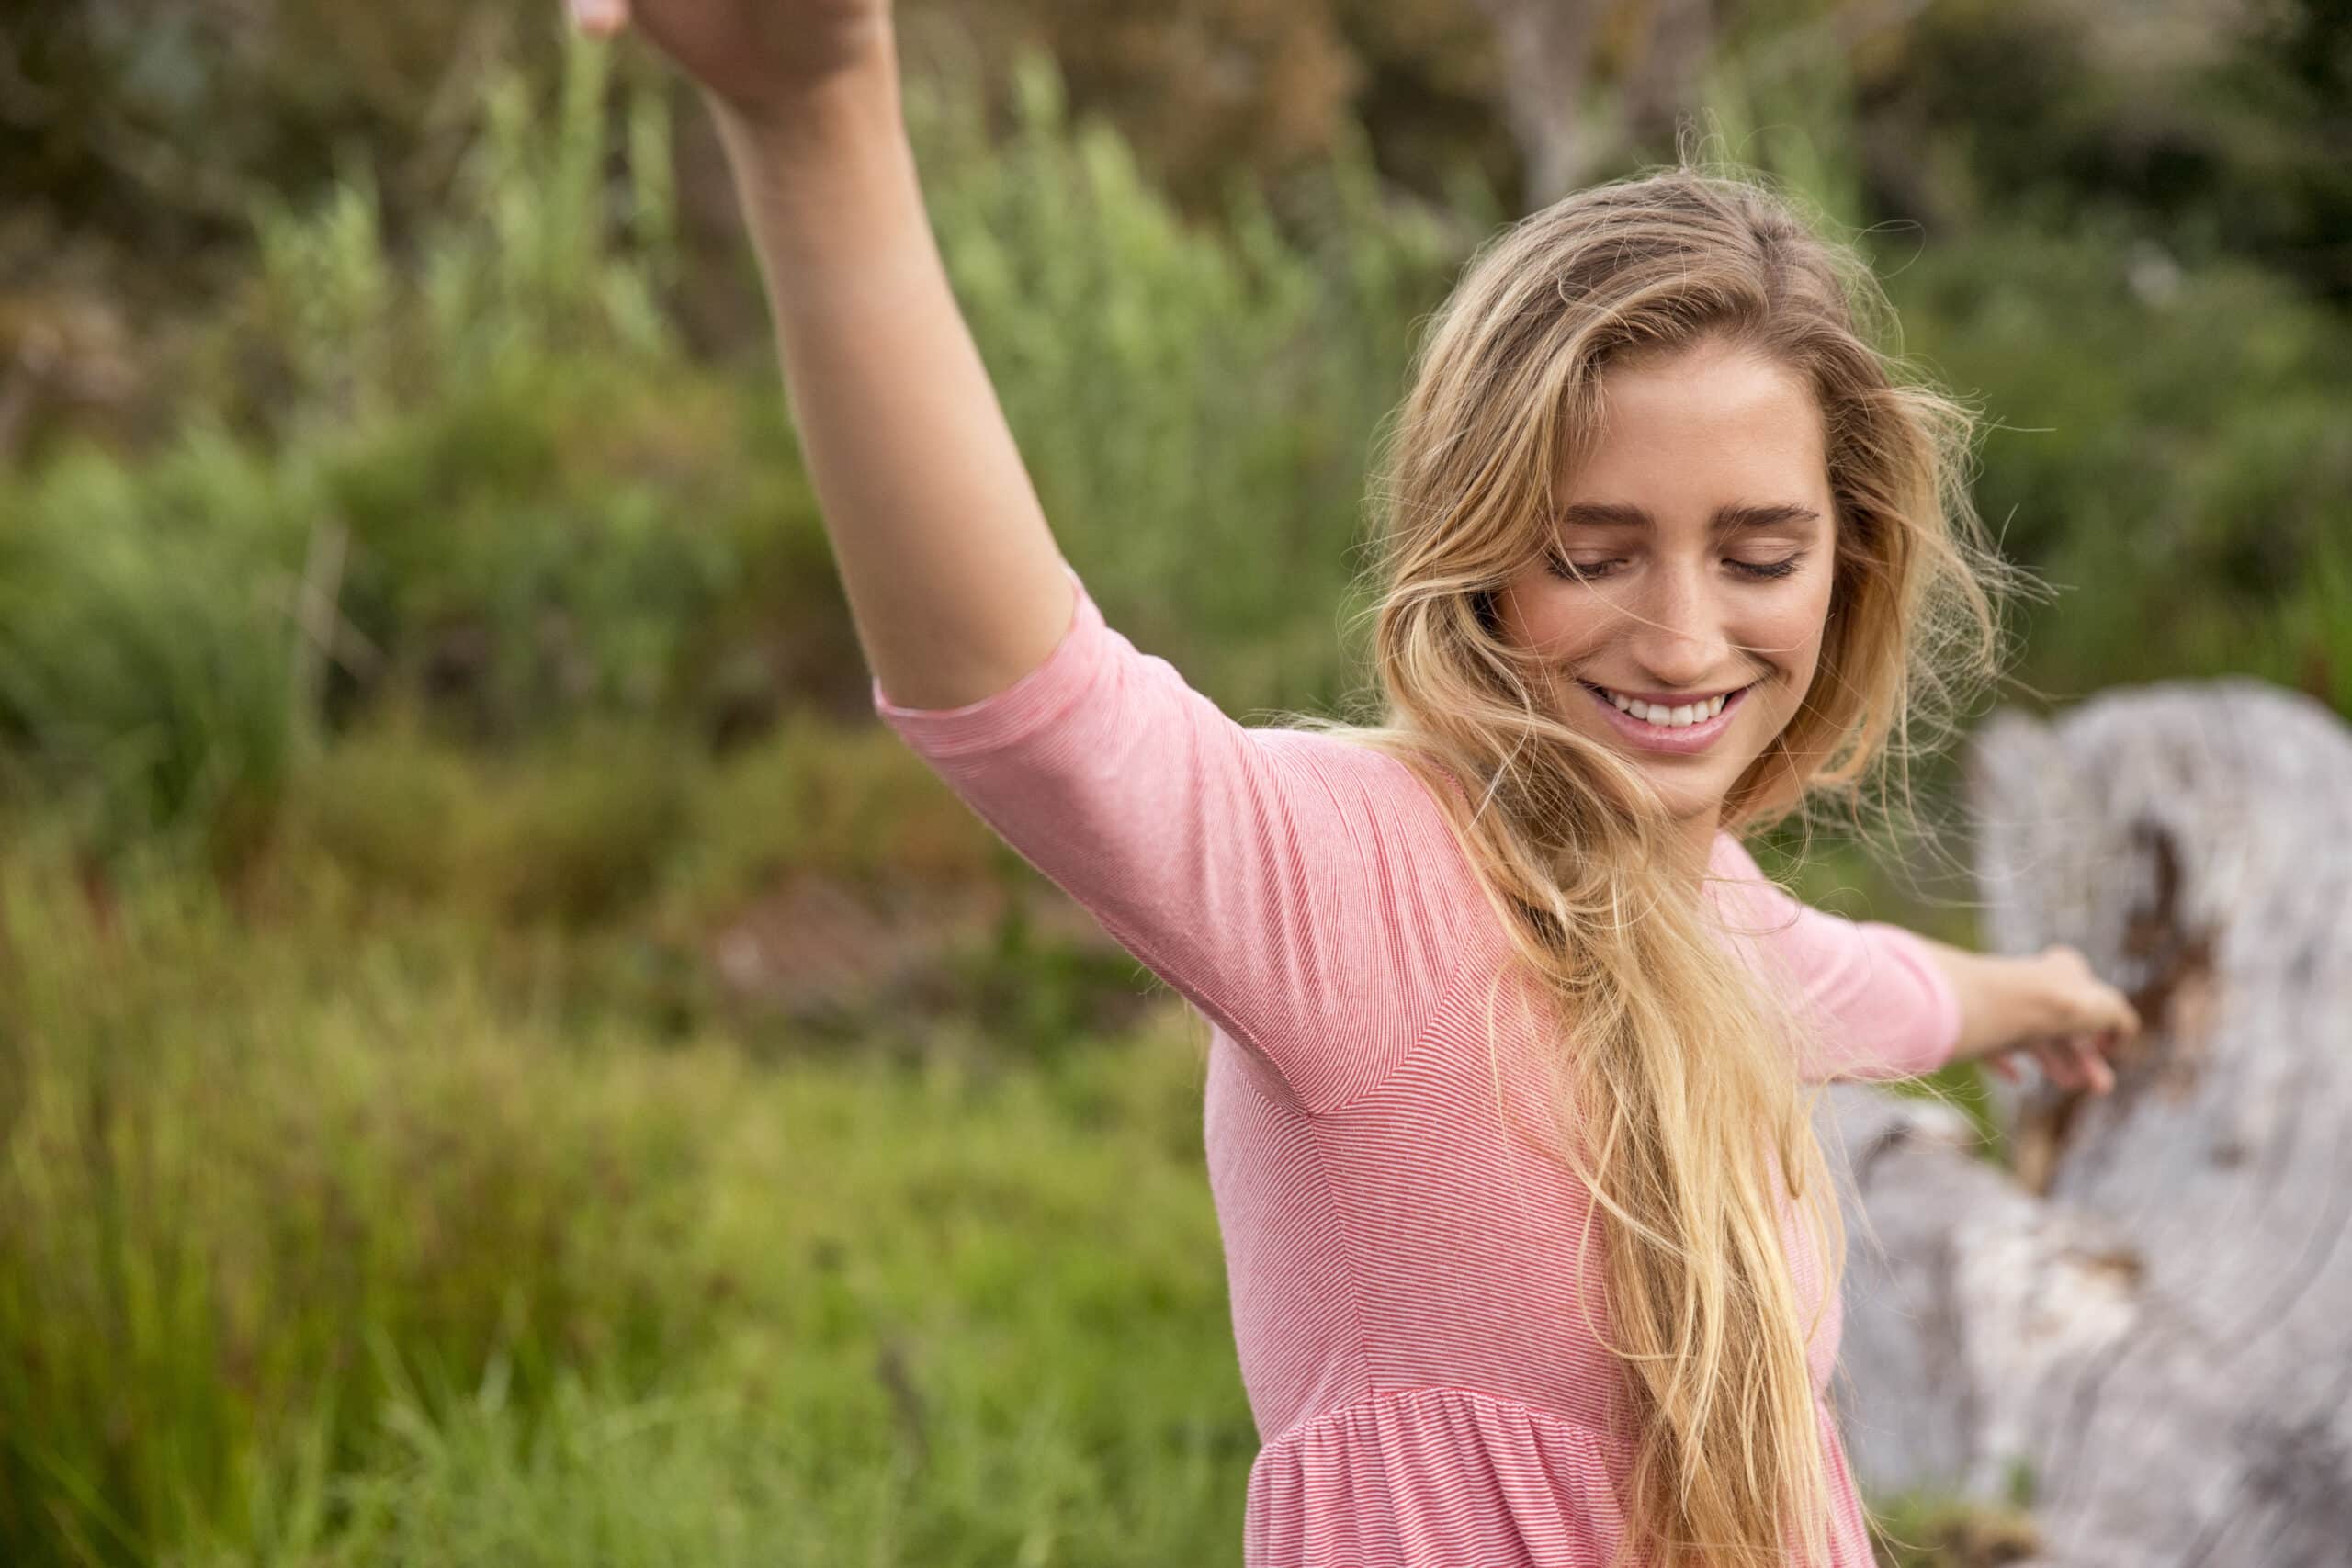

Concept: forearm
[[1909, 931, 2055, 1066], [709, 39, 1071, 710]]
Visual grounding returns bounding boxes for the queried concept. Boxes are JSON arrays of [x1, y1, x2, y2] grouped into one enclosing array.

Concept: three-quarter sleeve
[[1706, 832, 1964, 1084], [872, 561, 1476, 1115]]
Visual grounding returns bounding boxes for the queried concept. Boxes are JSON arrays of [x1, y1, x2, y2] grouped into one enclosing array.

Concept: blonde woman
[[568, 0, 2142, 1562]]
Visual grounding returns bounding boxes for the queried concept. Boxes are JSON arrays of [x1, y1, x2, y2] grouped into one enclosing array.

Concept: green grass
[[0, 791, 1247, 1567], [1867, 1488, 2041, 1567]]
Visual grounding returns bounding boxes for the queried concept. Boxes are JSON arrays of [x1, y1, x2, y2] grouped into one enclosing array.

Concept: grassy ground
[[1, 728, 1256, 1564]]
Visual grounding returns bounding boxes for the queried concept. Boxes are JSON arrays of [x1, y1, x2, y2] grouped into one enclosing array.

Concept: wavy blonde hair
[[1285, 159, 2018, 1565]]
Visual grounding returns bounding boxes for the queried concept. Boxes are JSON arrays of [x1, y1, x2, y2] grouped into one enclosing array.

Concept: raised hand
[[1983, 942, 2142, 1095], [564, 0, 893, 126]]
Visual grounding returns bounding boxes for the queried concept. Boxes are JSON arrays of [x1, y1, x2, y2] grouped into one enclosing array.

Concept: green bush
[[3, 32, 1479, 867], [0, 433, 313, 865], [916, 53, 1467, 717], [1885, 217, 2352, 708], [224, 25, 678, 439]]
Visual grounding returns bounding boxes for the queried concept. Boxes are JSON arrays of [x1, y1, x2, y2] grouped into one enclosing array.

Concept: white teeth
[[1600, 685, 1740, 728]]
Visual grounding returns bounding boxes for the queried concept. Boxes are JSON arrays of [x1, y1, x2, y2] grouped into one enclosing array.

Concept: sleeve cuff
[[870, 560, 1102, 761], [1871, 920, 1967, 1075]]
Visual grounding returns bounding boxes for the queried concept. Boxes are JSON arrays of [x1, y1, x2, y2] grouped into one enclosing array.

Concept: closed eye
[[1544, 553, 1807, 583]]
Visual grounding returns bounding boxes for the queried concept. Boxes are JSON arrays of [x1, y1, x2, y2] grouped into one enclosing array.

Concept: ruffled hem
[[1245, 1387, 1635, 1568], [1243, 1386, 1876, 1568]]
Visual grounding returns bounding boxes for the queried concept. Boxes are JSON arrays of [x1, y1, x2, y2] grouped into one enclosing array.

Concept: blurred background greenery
[[0, 1, 2343, 1562]]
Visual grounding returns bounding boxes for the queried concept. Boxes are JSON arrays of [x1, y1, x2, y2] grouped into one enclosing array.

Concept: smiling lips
[[1579, 680, 1754, 754], [1589, 683, 1739, 727]]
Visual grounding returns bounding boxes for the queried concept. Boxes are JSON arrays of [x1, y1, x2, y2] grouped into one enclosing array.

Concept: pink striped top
[[874, 563, 1962, 1567]]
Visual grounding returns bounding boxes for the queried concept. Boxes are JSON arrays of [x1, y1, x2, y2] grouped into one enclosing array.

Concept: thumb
[[2084, 981, 2141, 1040]]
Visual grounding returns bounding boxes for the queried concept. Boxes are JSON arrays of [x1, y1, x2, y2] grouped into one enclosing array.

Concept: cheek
[[1498, 580, 1599, 660], [1744, 589, 1833, 691], [1521, 604, 1600, 660]]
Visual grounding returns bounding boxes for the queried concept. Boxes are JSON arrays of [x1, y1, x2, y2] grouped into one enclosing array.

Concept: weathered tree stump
[[1826, 679, 2352, 1566]]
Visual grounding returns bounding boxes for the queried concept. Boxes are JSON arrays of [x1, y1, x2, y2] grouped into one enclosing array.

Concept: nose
[[1625, 556, 1734, 688]]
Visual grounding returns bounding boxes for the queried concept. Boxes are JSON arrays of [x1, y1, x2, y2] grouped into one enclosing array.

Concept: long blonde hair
[[1288, 159, 2015, 1565]]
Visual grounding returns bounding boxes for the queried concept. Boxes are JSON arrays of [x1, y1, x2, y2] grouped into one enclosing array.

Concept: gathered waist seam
[[1262, 1384, 1618, 1454]]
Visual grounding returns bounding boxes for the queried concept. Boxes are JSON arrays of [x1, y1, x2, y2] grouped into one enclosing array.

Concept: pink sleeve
[[1706, 833, 1964, 1084], [872, 561, 1476, 1114]]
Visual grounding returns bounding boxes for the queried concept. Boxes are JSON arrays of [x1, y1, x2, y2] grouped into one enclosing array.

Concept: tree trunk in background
[[1470, 0, 1718, 209], [1825, 680, 2352, 1565], [1622, 0, 1713, 157], [1468, 0, 1605, 207]]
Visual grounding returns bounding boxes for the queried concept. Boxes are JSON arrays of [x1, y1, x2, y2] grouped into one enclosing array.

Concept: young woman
[[566, 1, 2143, 1562]]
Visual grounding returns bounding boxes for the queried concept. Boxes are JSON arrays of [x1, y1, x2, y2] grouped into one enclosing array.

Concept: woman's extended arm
[[1909, 935, 2141, 1095], [1708, 834, 2140, 1090], [572, 0, 1071, 710]]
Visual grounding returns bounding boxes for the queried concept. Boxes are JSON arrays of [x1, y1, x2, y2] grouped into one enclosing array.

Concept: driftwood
[[1826, 679, 2352, 1566]]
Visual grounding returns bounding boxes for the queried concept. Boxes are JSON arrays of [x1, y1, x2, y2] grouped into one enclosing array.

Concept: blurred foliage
[[11, 5, 2336, 871], [3, 23, 1467, 863], [1858, 0, 2352, 303], [1886, 219, 2352, 713], [0, 430, 311, 869], [0, 1, 2346, 1563], [910, 53, 1467, 708], [1867, 1487, 2041, 1567], [0, 845, 1238, 1566], [12, 2, 2345, 302]]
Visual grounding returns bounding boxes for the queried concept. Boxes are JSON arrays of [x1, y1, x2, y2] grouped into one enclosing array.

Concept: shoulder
[[1253, 726, 1466, 824], [1709, 829, 1769, 882], [1254, 727, 1488, 904], [1703, 830, 1808, 938]]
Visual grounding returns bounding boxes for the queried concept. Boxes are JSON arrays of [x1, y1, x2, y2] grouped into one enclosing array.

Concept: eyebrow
[[1554, 502, 1823, 533]]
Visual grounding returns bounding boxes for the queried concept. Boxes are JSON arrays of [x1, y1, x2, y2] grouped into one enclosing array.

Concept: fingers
[[2037, 944, 2145, 1048], [2001, 946, 2144, 1097], [2027, 1032, 2116, 1095], [2073, 1032, 2116, 1095], [2074, 977, 2141, 1041], [570, 0, 630, 37]]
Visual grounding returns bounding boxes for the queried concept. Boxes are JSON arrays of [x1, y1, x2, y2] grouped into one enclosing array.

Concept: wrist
[[708, 48, 917, 250], [707, 35, 904, 165], [1919, 941, 2050, 1065], [708, 40, 930, 297]]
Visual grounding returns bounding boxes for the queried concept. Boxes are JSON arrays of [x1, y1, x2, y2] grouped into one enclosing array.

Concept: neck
[[1666, 803, 1724, 887]]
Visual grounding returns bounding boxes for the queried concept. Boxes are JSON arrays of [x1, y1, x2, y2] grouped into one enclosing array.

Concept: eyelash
[[1544, 553, 1804, 583]]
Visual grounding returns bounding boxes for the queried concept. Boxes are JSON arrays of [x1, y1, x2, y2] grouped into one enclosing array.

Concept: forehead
[[1559, 344, 1829, 519]]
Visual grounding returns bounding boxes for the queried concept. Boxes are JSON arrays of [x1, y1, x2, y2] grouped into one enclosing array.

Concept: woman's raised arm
[[569, 0, 1071, 710], [564, 0, 1478, 1113]]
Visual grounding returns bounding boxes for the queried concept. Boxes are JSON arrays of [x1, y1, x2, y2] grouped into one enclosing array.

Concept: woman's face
[[1493, 338, 1838, 834]]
